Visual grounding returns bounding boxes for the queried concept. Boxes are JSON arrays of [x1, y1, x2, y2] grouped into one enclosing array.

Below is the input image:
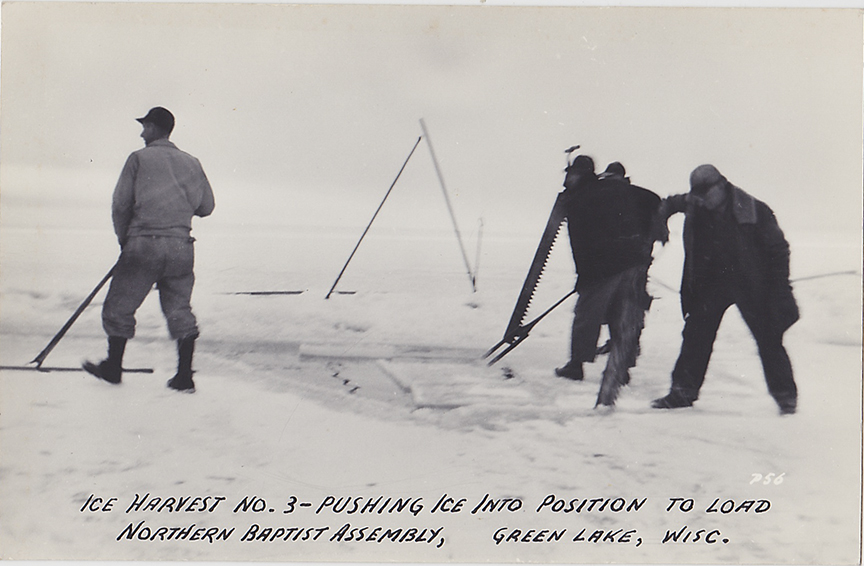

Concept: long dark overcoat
[[665, 185, 799, 334]]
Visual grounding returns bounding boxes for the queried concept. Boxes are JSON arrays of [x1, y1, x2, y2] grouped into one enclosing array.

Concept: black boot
[[83, 336, 126, 385], [167, 334, 197, 393], [554, 361, 584, 381], [651, 389, 694, 409]]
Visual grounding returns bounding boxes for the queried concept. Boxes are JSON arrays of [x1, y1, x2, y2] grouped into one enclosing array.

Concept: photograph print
[[0, 3, 861, 564]]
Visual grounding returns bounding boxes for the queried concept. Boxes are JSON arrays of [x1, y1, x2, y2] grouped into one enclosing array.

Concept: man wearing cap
[[84, 107, 215, 393], [652, 164, 798, 414], [556, 155, 664, 407], [593, 161, 652, 360], [598, 161, 629, 183]]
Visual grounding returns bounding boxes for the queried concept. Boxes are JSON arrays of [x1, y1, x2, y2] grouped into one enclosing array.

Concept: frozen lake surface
[[0, 204, 861, 563]]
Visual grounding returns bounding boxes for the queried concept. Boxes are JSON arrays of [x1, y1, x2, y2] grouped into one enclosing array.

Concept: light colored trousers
[[102, 235, 199, 340]]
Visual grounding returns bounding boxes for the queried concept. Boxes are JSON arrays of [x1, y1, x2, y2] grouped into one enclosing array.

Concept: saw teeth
[[501, 192, 568, 337]]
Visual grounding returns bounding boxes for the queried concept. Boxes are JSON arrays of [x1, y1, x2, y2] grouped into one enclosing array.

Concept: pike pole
[[29, 264, 116, 369]]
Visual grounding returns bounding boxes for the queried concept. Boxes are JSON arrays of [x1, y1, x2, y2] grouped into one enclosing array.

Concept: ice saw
[[483, 190, 575, 366]]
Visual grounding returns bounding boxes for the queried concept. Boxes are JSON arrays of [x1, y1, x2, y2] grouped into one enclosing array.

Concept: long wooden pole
[[325, 136, 423, 299], [30, 264, 115, 368], [419, 119, 476, 293]]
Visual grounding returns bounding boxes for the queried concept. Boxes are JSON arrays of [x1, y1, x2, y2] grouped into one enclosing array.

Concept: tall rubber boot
[[83, 336, 126, 384], [167, 334, 197, 393]]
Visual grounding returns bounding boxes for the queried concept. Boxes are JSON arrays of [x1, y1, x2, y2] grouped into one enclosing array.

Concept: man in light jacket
[[84, 107, 215, 393]]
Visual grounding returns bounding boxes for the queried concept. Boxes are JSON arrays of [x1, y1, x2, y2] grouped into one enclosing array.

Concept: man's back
[[113, 139, 215, 241], [87, 106, 214, 394], [566, 178, 661, 285]]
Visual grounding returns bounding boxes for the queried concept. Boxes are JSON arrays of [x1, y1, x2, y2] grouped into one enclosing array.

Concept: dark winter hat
[[689, 164, 726, 191], [136, 107, 175, 134], [603, 161, 626, 177], [568, 154, 595, 174]]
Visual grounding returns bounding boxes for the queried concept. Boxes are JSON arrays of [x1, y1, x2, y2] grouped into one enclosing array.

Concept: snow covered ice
[[0, 172, 861, 564], [0, 4, 861, 564]]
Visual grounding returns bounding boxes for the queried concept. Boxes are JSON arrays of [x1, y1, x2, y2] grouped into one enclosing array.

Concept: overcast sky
[[1, 4, 861, 237]]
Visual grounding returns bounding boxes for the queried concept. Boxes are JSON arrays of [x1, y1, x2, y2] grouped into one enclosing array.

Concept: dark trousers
[[571, 266, 649, 405], [102, 236, 199, 340], [670, 293, 797, 404], [571, 265, 648, 366]]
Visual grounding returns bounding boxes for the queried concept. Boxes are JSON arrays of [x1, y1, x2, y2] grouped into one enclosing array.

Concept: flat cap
[[689, 164, 726, 190], [136, 107, 175, 134], [568, 154, 595, 173]]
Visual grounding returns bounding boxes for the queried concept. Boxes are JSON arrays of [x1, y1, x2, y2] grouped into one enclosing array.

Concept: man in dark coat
[[652, 164, 799, 414], [556, 155, 664, 407]]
